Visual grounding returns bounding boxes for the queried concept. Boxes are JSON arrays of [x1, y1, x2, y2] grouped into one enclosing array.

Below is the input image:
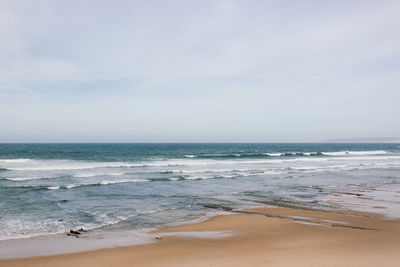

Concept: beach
[[2, 0, 399, 264], [1, 0, 399, 264], [2, 205, 400, 267], [1, 143, 400, 266]]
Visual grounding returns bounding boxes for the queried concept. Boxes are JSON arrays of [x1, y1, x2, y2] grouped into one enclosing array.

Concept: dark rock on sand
[[70, 230, 81, 235], [203, 204, 233, 211], [67, 228, 89, 238]]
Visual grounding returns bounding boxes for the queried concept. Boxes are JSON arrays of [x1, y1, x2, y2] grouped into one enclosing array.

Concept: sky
[[0, 0, 399, 142]]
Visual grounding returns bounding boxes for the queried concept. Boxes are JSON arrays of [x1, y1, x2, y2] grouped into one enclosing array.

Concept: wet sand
[[1, 206, 400, 267]]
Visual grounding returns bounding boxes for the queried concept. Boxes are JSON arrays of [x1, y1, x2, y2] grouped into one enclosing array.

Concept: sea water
[[1, 143, 399, 241]]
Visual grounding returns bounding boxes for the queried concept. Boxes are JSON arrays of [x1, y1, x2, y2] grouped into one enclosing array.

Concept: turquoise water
[[1, 143, 400, 240]]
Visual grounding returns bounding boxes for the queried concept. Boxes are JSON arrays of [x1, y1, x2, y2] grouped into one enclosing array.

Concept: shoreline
[[2, 206, 400, 266], [0, 209, 234, 259]]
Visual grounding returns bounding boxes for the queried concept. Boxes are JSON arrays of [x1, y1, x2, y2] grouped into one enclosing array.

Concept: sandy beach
[[2, 0, 399, 265], [1, 205, 400, 267]]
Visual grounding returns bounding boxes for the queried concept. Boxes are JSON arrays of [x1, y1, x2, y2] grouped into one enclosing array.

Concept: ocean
[[1, 143, 400, 241]]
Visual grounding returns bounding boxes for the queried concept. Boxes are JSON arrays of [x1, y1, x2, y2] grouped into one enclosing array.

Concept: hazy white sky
[[0, 0, 399, 142]]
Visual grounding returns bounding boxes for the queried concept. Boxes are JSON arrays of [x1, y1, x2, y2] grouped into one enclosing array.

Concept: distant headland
[[326, 138, 400, 143]]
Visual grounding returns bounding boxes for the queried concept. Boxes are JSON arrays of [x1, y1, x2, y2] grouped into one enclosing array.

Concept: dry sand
[[1, 206, 400, 267]]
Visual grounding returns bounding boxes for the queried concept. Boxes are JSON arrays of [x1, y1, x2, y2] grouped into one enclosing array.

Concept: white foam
[[263, 153, 282, 157], [73, 173, 99, 178], [29, 179, 151, 191], [65, 179, 149, 188], [5, 176, 58, 181], [73, 172, 125, 178], [184, 173, 241, 180], [182, 176, 205, 180], [47, 186, 60, 190], [4, 154, 397, 173], [0, 212, 144, 243], [8, 162, 139, 171], [99, 179, 148, 185], [288, 163, 400, 173], [4, 172, 127, 181], [0, 219, 67, 241], [303, 152, 316, 156], [0, 159, 31, 163], [322, 150, 387, 156]]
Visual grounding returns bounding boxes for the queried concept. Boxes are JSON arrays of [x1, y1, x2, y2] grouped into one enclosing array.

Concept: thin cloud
[[0, 0, 399, 142]]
